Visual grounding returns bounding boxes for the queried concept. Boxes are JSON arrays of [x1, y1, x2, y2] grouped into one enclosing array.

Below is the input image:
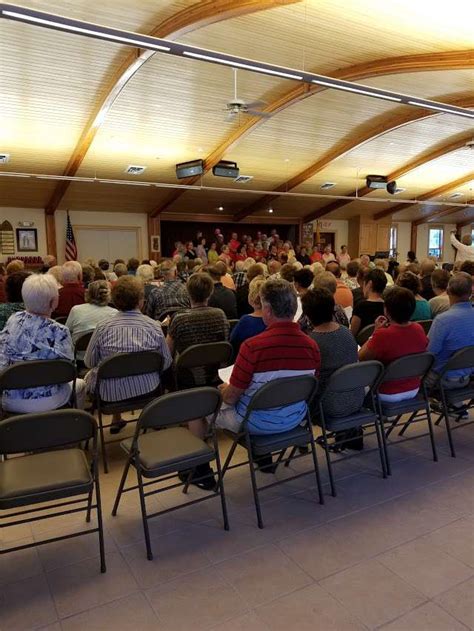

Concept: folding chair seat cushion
[[98, 387, 161, 415], [317, 408, 377, 432], [0, 449, 92, 509], [380, 393, 428, 417], [121, 427, 214, 477], [443, 384, 474, 406], [234, 424, 311, 455]]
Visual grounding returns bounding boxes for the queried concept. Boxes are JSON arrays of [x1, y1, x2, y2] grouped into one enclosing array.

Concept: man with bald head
[[426, 272, 474, 392], [450, 231, 474, 263]]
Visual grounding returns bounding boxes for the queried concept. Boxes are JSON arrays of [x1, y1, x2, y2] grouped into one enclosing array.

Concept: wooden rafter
[[414, 197, 474, 225], [150, 49, 474, 218], [369, 172, 474, 222], [44, 0, 299, 215], [301, 122, 474, 223]]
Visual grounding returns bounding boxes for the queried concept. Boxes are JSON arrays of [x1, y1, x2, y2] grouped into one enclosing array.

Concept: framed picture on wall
[[16, 228, 38, 252], [150, 235, 160, 253]]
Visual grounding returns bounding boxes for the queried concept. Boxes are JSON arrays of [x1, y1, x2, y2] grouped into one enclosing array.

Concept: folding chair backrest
[[381, 352, 434, 384], [356, 324, 375, 347], [247, 375, 318, 412], [176, 342, 233, 370], [97, 351, 163, 380], [228, 319, 239, 334], [441, 346, 474, 375], [0, 409, 96, 455], [0, 360, 76, 394], [157, 307, 185, 322], [74, 330, 93, 354], [55, 316, 68, 325], [139, 387, 221, 429], [418, 320, 433, 335], [323, 361, 383, 395]]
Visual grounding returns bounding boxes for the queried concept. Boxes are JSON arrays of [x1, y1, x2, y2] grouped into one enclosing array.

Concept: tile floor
[[1, 414, 473, 630]]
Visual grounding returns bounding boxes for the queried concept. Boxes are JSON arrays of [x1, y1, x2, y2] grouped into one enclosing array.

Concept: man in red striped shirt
[[218, 279, 321, 435]]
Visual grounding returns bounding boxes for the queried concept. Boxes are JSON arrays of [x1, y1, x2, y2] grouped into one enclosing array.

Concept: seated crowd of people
[[0, 227, 474, 489]]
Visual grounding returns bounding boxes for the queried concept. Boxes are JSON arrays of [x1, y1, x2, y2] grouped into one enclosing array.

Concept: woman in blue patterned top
[[0, 273, 84, 413]]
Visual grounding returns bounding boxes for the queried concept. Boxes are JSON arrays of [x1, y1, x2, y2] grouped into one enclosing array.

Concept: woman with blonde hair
[[230, 276, 266, 356], [66, 280, 116, 345]]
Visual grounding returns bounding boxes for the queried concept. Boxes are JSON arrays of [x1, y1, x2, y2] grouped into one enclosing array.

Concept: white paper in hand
[[218, 364, 234, 384]]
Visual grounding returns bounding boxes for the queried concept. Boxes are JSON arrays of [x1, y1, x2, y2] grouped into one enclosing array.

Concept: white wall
[[55, 210, 148, 264], [309, 219, 348, 253], [396, 222, 412, 260], [0, 207, 47, 261], [416, 223, 457, 263]]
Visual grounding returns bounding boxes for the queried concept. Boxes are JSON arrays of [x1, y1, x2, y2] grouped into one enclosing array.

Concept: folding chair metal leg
[[85, 486, 93, 523], [425, 403, 438, 462], [398, 411, 417, 437], [181, 470, 193, 495], [247, 444, 264, 529], [213, 442, 230, 531], [375, 418, 389, 477], [308, 430, 324, 505], [221, 438, 239, 477], [111, 457, 132, 516], [98, 410, 109, 474], [136, 467, 153, 560], [94, 473, 106, 573], [321, 425, 336, 497], [440, 393, 456, 458], [385, 415, 402, 438]]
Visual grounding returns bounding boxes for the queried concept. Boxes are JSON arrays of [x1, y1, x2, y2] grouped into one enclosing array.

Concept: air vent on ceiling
[[234, 174, 253, 183], [0, 153, 10, 164], [125, 165, 147, 175], [449, 192, 463, 199], [320, 182, 336, 190], [393, 187, 406, 194]]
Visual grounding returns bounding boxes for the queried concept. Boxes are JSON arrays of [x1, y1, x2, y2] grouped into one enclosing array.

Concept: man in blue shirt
[[427, 272, 474, 393]]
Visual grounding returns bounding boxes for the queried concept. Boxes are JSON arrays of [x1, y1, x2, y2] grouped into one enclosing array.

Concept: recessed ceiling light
[[449, 192, 463, 199], [393, 187, 406, 194], [268, 207, 274, 213], [320, 182, 336, 190], [218, 206, 224, 211], [0, 153, 10, 164], [125, 165, 147, 175], [284, 158, 290, 163]]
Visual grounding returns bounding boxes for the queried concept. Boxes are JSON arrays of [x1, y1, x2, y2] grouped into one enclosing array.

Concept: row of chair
[[355, 319, 433, 347]]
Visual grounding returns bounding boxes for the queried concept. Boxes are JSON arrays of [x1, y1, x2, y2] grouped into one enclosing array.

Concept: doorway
[[318, 232, 336, 251]]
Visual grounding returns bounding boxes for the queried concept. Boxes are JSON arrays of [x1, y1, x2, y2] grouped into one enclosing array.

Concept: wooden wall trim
[[160, 212, 298, 224], [45, 213, 57, 258], [150, 50, 474, 218], [43, 0, 298, 215]]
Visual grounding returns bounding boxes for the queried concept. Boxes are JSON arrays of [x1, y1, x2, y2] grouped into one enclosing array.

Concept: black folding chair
[[418, 320, 433, 335], [316, 361, 385, 497], [221, 375, 324, 529], [0, 409, 105, 573], [0, 359, 77, 420], [112, 387, 228, 560], [429, 346, 474, 457], [376, 352, 437, 474], [92, 350, 164, 472], [156, 307, 186, 323], [74, 330, 94, 377], [175, 341, 233, 390], [227, 319, 239, 334], [356, 324, 375, 347], [54, 316, 68, 325]]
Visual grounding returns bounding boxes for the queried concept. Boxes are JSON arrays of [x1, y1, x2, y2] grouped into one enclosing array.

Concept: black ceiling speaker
[[386, 180, 398, 195], [212, 160, 239, 178], [366, 174, 388, 190], [176, 159, 204, 179]]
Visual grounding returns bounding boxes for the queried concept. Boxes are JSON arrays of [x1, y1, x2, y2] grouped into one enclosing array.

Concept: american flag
[[65, 212, 77, 261]]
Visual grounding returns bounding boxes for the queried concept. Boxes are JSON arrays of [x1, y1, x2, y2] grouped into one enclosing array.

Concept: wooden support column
[[45, 212, 57, 259], [148, 215, 161, 261], [410, 222, 417, 253]]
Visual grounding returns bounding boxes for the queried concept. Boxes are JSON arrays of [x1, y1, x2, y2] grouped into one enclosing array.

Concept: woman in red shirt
[[359, 286, 428, 402]]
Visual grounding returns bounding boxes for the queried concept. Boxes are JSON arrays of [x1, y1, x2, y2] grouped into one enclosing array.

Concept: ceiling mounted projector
[[366, 174, 397, 195], [212, 160, 239, 178], [176, 159, 204, 179]]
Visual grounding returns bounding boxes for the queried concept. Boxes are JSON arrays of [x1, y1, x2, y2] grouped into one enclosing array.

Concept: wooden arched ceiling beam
[[44, 0, 299, 215], [301, 122, 474, 223], [414, 197, 474, 225], [151, 49, 474, 218], [369, 172, 474, 222]]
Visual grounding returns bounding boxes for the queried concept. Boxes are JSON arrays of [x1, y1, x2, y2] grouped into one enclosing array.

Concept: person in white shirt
[[337, 245, 351, 269], [450, 231, 474, 263], [322, 245, 336, 265]]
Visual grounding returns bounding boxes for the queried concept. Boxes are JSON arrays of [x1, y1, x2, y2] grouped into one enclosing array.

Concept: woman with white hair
[[136, 263, 158, 306], [0, 274, 85, 413]]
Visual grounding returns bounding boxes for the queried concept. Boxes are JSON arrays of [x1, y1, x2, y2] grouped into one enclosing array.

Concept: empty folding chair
[[316, 361, 385, 497], [356, 324, 375, 347], [175, 341, 233, 390], [376, 352, 437, 474], [92, 350, 164, 472], [429, 346, 474, 457], [0, 409, 105, 572], [221, 375, 324, 529], [0, 359, 77, 420], [112, 387, 228, 560]]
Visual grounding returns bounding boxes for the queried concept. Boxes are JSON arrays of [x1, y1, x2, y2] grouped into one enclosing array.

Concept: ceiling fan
[[223, 68, 270, 122]]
